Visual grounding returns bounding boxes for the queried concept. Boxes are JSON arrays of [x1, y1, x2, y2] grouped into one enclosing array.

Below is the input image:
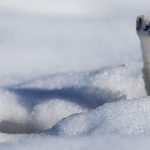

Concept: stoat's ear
[[136, 15, 144, 31]]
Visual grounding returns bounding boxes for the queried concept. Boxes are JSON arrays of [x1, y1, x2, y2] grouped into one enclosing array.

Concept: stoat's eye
[[136, 15, 144, 30]]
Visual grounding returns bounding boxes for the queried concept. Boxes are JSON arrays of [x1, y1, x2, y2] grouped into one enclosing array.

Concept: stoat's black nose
[[136, 15, 144, 30], [145, 25, 150, 31]]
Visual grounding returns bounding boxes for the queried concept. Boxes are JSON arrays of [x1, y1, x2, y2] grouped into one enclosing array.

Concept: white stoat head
[[136, 15, 150, 64], [136, 15, 150, 37]]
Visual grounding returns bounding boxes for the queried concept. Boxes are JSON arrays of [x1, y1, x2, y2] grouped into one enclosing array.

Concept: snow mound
[[0, 89, 86, 134], [49, 98, 150, 136], [0, 63, 145, 136]]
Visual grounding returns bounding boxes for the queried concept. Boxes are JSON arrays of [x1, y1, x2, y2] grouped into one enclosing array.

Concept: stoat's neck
[[140, 36, 150, 64], [140, 36, 150, 95]]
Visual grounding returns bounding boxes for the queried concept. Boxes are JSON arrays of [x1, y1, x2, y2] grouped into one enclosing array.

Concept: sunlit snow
[[0, 0, 150, 150]]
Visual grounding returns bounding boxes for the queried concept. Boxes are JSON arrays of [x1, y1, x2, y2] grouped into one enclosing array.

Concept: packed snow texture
[[1, 0, 150, 149]]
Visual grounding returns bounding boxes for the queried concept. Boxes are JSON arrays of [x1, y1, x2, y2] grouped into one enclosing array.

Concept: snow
[[50, 98, 150, 136], [0, 0, 150, 150], [1, 135, 150, 150]]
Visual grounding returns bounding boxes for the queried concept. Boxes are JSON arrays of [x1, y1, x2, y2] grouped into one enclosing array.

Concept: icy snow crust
[[1, 0, 150, 149], [51, 98, 150, 136], [0, 63, 148, 138]]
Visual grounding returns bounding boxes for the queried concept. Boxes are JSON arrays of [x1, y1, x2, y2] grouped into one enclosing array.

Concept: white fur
[[140, 37, 150, 64], [136, 15, 150, 95]]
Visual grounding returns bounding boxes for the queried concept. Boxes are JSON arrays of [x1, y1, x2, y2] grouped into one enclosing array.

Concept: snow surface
[[1, 0, 150, 150]]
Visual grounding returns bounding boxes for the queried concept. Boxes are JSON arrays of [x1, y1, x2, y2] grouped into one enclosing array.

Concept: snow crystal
[[50, 98, 150, 136]]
